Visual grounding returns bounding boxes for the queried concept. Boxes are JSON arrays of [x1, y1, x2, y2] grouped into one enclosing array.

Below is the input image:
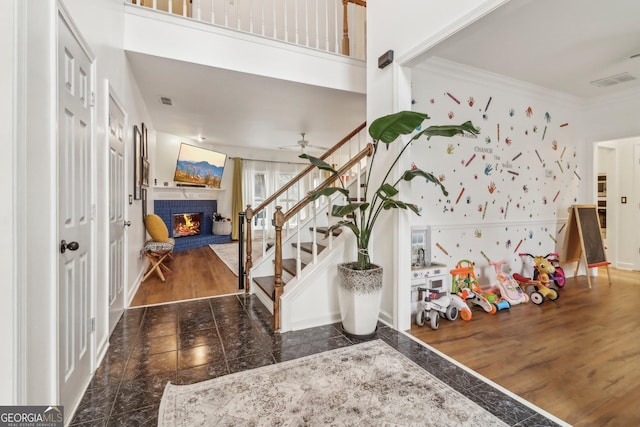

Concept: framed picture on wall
[[142, 158, 150, 187], [141, 122, 148, 159], [141, 187, 147, 221], [133, 125, 142, 200]]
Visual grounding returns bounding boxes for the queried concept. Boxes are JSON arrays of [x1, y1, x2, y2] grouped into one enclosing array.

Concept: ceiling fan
[[279, 133, 328, 153]]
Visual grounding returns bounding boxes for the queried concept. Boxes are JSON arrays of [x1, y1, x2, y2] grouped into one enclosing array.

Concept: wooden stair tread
[[291, 242, 326, 254], [253, 275, 278, 300], [311, 227, 342, 236], [282, 258, 306, 276]]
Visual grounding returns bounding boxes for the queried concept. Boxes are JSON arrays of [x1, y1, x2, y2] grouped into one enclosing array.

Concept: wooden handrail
[[281, 143, 373, 224], [251, 122, 366, 216]]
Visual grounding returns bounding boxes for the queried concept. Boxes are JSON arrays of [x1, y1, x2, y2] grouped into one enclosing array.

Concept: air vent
[[589, 72, 637, 88], [160, 96, 173, 106]]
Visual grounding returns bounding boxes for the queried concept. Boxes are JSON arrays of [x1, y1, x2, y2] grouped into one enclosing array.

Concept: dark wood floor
[[409, 267, 640, 427], [131, 245, 240, 307], [131, 247, 640, 426]]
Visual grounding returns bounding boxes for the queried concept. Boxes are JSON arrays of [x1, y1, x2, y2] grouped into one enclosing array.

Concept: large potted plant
[[302, 111, 478, 337]]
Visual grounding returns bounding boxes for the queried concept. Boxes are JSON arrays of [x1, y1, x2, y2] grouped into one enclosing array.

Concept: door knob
[[123, 220, 131, 227], [60, 240, 80, 254]]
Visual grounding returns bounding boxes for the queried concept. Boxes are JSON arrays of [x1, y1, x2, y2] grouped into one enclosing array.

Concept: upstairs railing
[[129, 0, 367, 59], [244, 123, 370, 330]]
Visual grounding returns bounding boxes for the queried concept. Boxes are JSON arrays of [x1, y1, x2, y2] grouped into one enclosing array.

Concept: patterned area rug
[[158, 340, 507, 426], [209, 241, 264, 276]]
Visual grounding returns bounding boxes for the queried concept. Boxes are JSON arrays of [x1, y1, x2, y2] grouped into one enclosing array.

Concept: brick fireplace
[[154, 199, 231, 252]]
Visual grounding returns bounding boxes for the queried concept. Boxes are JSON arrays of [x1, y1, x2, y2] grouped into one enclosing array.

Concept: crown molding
[[415, 57, 584, 108]]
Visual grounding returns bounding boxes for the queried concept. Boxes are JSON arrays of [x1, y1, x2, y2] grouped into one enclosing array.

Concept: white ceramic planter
[[337, 263, 383, 337], [213, 221, 232, 235]]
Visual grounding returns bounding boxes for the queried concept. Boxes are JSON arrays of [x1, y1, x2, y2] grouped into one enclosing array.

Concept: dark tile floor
[[69, 294, 560, 426]]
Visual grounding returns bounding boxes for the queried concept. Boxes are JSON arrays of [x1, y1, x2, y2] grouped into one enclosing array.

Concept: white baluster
[[195, 0, 201, 20], [249, 0, 254, 33], [182, 0, 187, 16], [210, 0, 215, 24], [312, 198, 318, 264], [334, 0, 338, 53], [304, 0, 309, 47], [315, 0, 319, 49], [224, 0, 228, 27], [273, 0, 277, 39], [152, 0, 157, 10], [236, 0, 240, 29], [296, 181, 302, 276], [168, 0, 173, 14], [260, 0, 265, 35], [284, 0, 289, 42], [294, 0, 299, 45], [324, 0, 329, 51]]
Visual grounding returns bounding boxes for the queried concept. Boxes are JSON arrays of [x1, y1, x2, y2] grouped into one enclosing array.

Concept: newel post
[[341, 0, 350, 56], [244, 205, 253, 293], [273, 206, 285, 331]]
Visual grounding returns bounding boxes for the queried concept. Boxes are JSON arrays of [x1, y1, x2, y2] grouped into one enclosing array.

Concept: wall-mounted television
[[173, 143, 227, 188]]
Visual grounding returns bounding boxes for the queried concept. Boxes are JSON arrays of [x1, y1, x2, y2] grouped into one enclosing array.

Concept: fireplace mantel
[[152, 186, 225, 200]]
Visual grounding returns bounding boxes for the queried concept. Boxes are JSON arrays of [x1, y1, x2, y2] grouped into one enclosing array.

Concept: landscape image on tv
[[173, 143, 227, 187]]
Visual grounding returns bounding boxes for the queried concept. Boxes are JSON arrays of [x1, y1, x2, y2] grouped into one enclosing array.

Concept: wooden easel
[[561, 205, 611, 288]]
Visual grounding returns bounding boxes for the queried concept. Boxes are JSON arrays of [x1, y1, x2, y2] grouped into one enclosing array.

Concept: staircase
[[242, 123, 371, 332]]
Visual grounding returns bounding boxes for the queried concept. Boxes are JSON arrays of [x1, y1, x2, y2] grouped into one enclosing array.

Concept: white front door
[[58, 12, 94, 410], [108, 89, 127, 332]]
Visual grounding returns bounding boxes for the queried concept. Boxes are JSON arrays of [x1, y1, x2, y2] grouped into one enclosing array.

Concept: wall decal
[[446, 92, 461, 104], [468, 97, 475, 107], [465, 154, 476, 166], [436, 242, 449, 256], [509, 108, 515, 117], [542, 125, 548, 140], [485, 97, 492, 112], [560, 122, 569, 127], [525, 106, 533, 117]]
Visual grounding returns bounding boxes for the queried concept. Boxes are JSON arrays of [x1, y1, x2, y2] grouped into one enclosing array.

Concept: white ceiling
[[126, 52, 366, 152], [128, 0, 640, 151], [423, 0, 640, 99]]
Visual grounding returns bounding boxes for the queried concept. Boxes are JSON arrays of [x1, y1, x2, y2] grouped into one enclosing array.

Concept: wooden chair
[[142, 214, 175, 282]]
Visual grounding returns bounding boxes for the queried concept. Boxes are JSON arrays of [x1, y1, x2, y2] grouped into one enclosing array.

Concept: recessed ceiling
[[421, 0, 640, 99], [126, 52, 366, 151]]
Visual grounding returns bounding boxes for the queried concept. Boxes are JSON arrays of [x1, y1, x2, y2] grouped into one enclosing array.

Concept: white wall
[[1, 0, 17, 406], [367, 0, 513, 330], [154, 131, 306, 217]]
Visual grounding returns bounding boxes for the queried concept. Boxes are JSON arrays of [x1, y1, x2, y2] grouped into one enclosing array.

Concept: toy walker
[[486, 259, 529, 305], [451, 260, 507, 318]]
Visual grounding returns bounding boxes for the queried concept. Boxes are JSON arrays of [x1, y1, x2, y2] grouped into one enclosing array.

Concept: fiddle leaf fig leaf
[[414, 121, 479, 140], [306, 186, 349, 202], [299, 153, 337, 173], [369, 111, 429, 143], [332, 202, 368, 217], [401, 169, 448, 196], [376, 183, 399, 198]]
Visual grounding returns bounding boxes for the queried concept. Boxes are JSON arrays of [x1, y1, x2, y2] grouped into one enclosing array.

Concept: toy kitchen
[[410, 226, 451, 314]]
